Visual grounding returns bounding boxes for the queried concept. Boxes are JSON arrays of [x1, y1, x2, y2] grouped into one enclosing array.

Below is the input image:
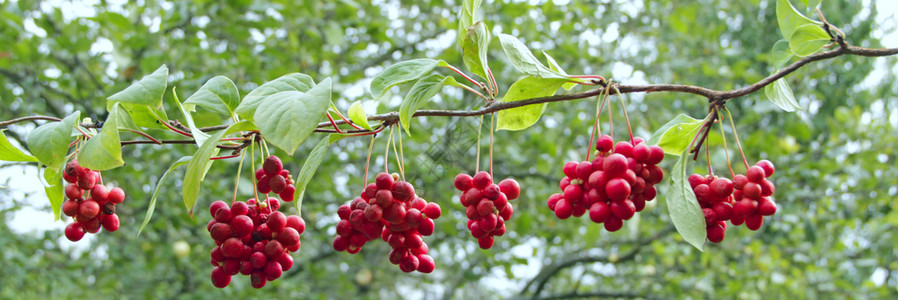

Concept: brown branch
[[537, 291, 663, 300]]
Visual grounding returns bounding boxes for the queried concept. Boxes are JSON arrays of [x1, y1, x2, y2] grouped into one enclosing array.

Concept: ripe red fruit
[[707, 221, 726, 243], [278, 253, 294, 271], [285, 215, 305, 234], [632, 143, 650, 163], [279, 184, 296, 202], [81, 217, 101, 233], [746, 166, 766, 183], [263, 155, 283, 176], [91, 185, 110, 203], [79, 200, 100, 219], [709, 178, 734, 198], [454, 173, 474, 191], [267, 212, 287, 233], [392, 181, 415, 202], [589, 202, 611, 223], [478, 236, 495, 249], [100, 213, 120, 232], [375, 172, 394, 189], [62, 200, 80, 217], [482, 184, 501, 200], [76, 171, 98, 190], [422, 202, 441, 219], [269, 175, 287, 194], [221, 238, 245, 258], [472, 171, 492, 189], [595, 135, 614, 152], [417, 254, 435, 273], [758, 197, 777, 216], [604, 216, 623, 232], [65, 184, 83, 199], [264, 261, 283, 280], [399, 254, 420, 272], [611, 199, 636, 220], [605, 178, 631, 201], [602, 154, 629, 177], [554, 199, 573, 219], [211, 266, 231, 288], [755, 160, 775, 177], [745, 214, 764, 230], [646, 145, 665, 165], [210, 223, 233, 242], [64, 223, 86, 241], [250, 271, 267, 288], [498, 179, 520, 200]]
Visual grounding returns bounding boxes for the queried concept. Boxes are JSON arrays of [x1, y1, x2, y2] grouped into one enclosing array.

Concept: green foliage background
[[1, 0, 896, 298]]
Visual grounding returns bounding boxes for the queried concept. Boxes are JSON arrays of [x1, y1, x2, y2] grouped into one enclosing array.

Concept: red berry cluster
[[547, 135, 664, 232], [731, 160, 777, 230], [207, 197, 305, 288], [255, 155, 295, 202], [61, 159, 126, 241], [688, 174, 735, 243], [689, 160, 777, 243], [333, 172, 441, 273], [453, 171, 519, 249]]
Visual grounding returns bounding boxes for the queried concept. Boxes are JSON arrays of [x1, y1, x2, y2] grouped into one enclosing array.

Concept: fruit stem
[[250, 139, 261, 204], [475, 115, 483, 173], [384, 126, 392, 174], [723, 107, 750, 169], [717, 110, 735, 177], [489, 112, 495, 177], [454, 81, 489, 102], [262, 139, 271, 158], [587, 82, 612, 161], [487, 68, 499, 97], [705, 137, 714, 177], [612, 85, 635, 143], [607, 84, 615, 141], [363, 134, 375, 188], [390, 127, 405, 181], [231, 148, 247, 205], [397, 128, 407, 181]]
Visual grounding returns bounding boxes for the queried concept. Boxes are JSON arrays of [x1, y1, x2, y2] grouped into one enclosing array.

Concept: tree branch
[[537, 291, 662, 300]]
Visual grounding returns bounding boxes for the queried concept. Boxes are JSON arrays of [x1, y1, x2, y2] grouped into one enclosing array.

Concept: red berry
[[267, 211, 287, 233], [746, 166, 766, 183], [602, 154, 629, 177], [614, 141, 634, 157], [646, 145, 665, 165], [257, 175, 271, 193], [576, 161, 593, 180], [416, 254, 435, 273], [605, 178, 631, 202], [709, 178, 734, 198], [732, 174, 748, 189], [454, 173, 474, 191], [375, 172, 395, 189], [209, 201, 228, 217], [64, 223, 86, 241], [62, 200, 80, 217], [269, 175, 287, 194], [547, 194, 562, 210], [588, 202, 611, 223], [743, 182, 762, 199], [250, 271, 267, 288], [65, 184, 83, 199], [482, 184, 501, 200], [277, 227, 301, 248], [278, 253, 294, 271], [707, 221, 726, 243], [760, 179, 775, 197], [604, 216, 623, 232], [472, 171, 492, 189], [595, 135, 614, 152], [264, 261, 283, 280], [758, 197, 777, 216], [499, 203, 514, 221], [211, 266, 231, 288], [76, 171, 97, 190], [422, 202, 441, 219], [562, 161, 579, 179], [632, 143, 650, 163], [418, 218, 435, 236], [279, 184, 296, 202], [100, 213, 120, 232], [756, 160, 775, 177], [210, 223, 233, 242], [611, 199, 636, 220], [563, 184, 583, 204], [554, 198, 573, 219], [477, 236, 494, 249], [399, 254, 420, 272], [745, 214, 764, 230], [79, 200, 100, 219], [263, 155, 283, 176], [81, 217, 101, 233]]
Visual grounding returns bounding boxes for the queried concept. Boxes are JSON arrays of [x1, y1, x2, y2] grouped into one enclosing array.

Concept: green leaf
[[26, 111, 79, 170], [369, 59, 441, 97], [400, 74, 448, 134], [182, 129, 226, 216], [184, 75, 241, 117], [776, 0, 820, 40], [544, 51, 577, 90], [106, 65, 169, 128], [348, 101, 373, 131], [497, 34, 568, 79], [235, 73, 315, 121], [462, 21, 491, 80], [173, 87, 211, 146], [788, 23, 831, 57], [496, 76, 568, 131], [0, 129, 37, 162], [293, 135, 333, 214], [770, 39, 794, 67], [44, 168, 64, 221], [138, 156, 192, 236], [77, 104, 124, 170], [255, 78, 332, 154], [648, 114, 705, 155], [667, 148, 706, 251], [765, 78, 801, 112], [457, 0, 484, 49]]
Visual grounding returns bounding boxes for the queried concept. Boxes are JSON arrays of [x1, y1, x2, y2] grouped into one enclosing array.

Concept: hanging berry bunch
[[256, 155, 296, 201], [61, 159, 126, 241], [547, 82, 665, 232]]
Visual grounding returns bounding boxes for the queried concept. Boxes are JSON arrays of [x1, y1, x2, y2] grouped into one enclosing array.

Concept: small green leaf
[[182, 129, 226, 216], [0, 130, 37, 162], [26, 111, 79, 170], [457, 0, 484, 49], [496, 76, 568, 131], [254, 78, 332, 154], [293, 135, 333, 214], [765, 78, 801, 112], [174, 87, 211, 146], [497, 34, 568, 79], [544, 51, 577, 90], [462, 21, 491, 80], [788, 23, 831, 57], [184, 75, 241, 117], [648, 114, 705, 155], [400, 74, 448, 134], [667, 148, 706, 251], [348, 101, 373, 131], [770, 39, 794, 67], [44, 167, 64, 221], [370, 59, 441, 97], [106, 65, 169, 128], [77, 104, 124, 170], [776, 0, 820, 40], [235, 73, 315, 121], [138, 156, 192, 236]]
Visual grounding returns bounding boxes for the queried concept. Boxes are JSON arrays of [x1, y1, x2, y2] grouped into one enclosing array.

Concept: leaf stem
[[441, 64, 488, 92]]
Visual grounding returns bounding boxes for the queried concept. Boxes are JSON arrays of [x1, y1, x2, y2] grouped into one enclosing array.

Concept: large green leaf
[[788, 23, 830, 57], [462, 21, 491, 80], [293, 135, 333, 214], [776, 0, 820, 40], [0, 129, 37, 162], [138, 156, 192, 236], [667, 148, 706, 251], [544, 51, 578, 90], [254, 78, 332, 154], [182, 130, 225, 216], [456, 0, 483, 49], [174, 88, 211, 147], [77, 104, 125, 170], [26, 111, 79, 170], [369, 59, 441, 97], [496, 76, 568, 131], [765, 78, 801, 112], [648, 114, 705, 155], [348, 101, 373, 131], [107, 65, 169, 128], [497, 34, 568, 79], [184, 75, 241, 117], [399, 74, 450, 134], [235, 73, 315, 121], [44, 167, 64, 221]]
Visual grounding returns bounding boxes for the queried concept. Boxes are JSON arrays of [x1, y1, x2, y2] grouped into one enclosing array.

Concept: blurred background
[[1, 0, 896, 298]]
